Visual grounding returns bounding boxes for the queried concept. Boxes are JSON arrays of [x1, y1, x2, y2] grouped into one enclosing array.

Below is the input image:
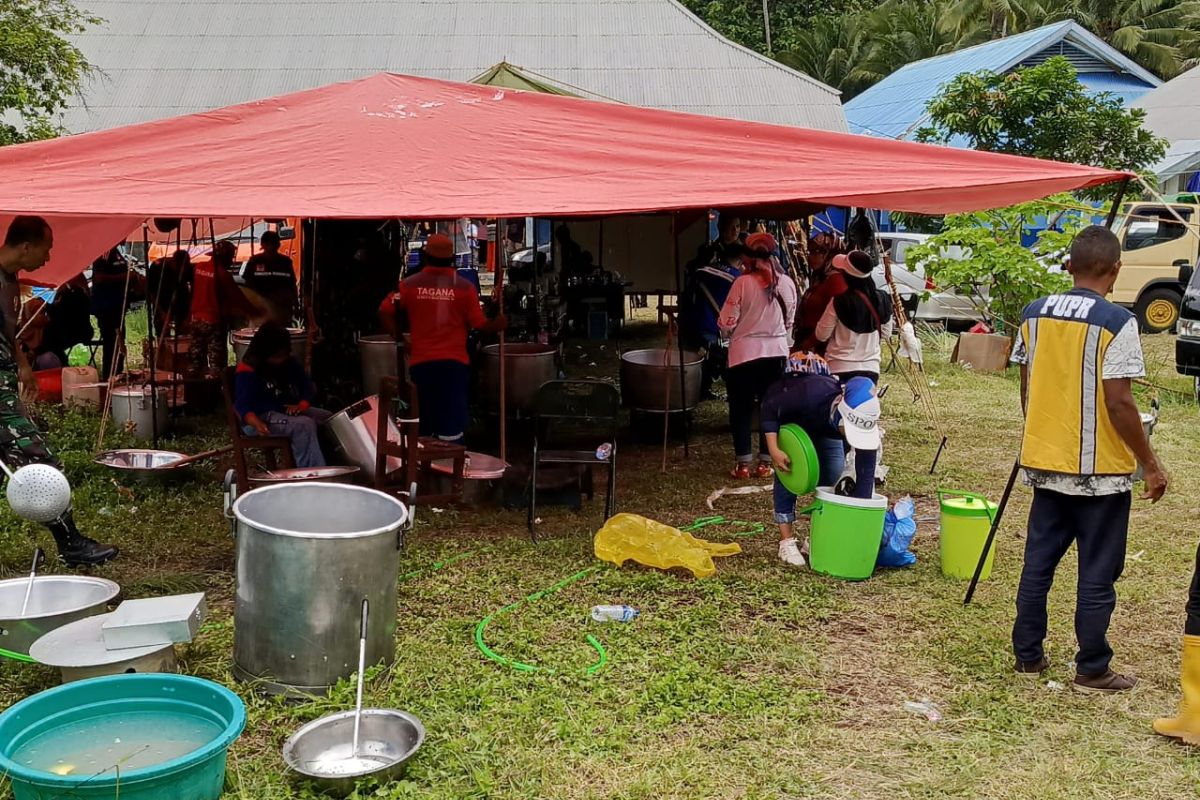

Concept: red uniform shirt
[[381, 267, 487, 366], [190, 263, 222, 325], [190, 261, 244, 325]]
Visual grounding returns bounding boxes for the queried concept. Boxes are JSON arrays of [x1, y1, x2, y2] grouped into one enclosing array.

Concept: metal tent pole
[[672, 214, 690, 458], [143, 225, 159, 449]]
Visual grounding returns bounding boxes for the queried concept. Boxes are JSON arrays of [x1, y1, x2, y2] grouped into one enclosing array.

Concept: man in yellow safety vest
[[1010, 225, 1167, 693]]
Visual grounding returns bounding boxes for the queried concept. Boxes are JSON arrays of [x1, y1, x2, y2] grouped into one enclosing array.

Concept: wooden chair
[[220, 367, 296, 493], [527, 380, 619, 542], [374, 375, 467, 510]]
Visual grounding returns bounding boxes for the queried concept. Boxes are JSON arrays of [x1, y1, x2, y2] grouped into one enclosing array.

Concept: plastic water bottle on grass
[[591, 605, 639, 623]]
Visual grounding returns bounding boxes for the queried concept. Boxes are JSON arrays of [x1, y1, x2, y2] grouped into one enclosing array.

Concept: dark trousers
[[726, 356, 785, 461], [1186, 543, 1200, 636], [1013, 488, 1131, 676], [95, 309, 125, 380], [409, 360, 470, 442]]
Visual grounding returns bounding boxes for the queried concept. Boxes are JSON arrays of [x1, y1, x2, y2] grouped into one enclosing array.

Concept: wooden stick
[[661, 316, 674, 473], [963, 459, 1020, 606], [495, 219, 507, 463]]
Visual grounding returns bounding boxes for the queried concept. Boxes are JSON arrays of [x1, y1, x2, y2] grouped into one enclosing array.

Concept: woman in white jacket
[[815, 250, 893, 382], [718, 232, 797, 479]]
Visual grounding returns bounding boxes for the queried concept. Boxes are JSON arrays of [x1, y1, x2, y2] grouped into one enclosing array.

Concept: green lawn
[[1, 316, 1198, 799]]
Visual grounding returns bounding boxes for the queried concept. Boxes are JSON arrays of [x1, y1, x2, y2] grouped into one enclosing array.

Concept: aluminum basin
[[95, 449, 189, 484], [0, 576, 121, 657], [283, 709, 424, 796]]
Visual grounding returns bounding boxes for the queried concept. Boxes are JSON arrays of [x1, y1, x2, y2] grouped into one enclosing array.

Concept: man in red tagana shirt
[[379, 234, 506, 441]]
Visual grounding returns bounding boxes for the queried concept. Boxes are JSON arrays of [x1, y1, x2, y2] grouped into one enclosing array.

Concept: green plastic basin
[[0, 673, 246, 800]]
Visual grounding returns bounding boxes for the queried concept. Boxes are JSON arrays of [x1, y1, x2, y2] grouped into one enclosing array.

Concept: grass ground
[[1, 311, 1198, 799]]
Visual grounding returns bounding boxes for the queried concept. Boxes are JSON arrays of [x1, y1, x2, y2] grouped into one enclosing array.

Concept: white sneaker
[[778, 538, 806, 567]]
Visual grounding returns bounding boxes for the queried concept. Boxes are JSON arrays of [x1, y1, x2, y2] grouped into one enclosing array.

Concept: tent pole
[[673, 214, 690, 458], [1105, 177, 1131, 228], [144, 225, 159, 449], [497, 218, 507, 464]]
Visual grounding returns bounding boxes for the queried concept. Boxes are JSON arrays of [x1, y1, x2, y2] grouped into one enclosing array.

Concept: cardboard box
[[951, 332, 1013, 373]]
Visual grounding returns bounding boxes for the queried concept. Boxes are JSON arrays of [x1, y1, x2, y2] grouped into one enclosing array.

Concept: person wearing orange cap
[[379, 233, 506, 442]]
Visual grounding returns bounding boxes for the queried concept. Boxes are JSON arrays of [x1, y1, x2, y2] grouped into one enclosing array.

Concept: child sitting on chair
[[234, 322, 331, 469]]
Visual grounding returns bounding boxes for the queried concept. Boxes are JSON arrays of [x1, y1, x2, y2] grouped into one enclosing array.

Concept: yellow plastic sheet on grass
[[594, 513, 741, 578]]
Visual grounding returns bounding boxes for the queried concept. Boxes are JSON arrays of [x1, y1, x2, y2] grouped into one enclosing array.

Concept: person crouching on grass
[[761, 352, 881, 567], [1010, 225, 1167, 693]]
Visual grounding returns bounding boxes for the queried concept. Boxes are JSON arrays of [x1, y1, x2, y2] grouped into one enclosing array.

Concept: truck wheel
[[1135, 288, 1182, 334]]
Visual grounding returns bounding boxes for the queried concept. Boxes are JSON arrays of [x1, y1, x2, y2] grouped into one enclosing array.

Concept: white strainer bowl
[[4, 463, 72, 523]]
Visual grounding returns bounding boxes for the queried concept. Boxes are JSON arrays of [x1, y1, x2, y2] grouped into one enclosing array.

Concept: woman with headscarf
[[718, 232, 798, 479], [795, 232, 848, 350], [815, 249, 893, 383]]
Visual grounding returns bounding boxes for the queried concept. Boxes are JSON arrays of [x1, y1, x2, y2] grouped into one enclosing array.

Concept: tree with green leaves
[[0, 0, 98, 146], [1066, 0, 1200, 78], [775, 0, 963, 98], [916, 57, 1167, 192], [906, 197, 1083, 334]]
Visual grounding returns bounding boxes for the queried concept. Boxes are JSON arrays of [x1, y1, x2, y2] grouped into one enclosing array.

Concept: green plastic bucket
[[939, 490, 998, 580], [0, 673, 246, 800], [806, 487, 887, 581]]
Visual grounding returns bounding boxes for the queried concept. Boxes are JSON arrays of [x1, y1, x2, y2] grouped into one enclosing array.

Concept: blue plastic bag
[[878, 495, 917, 568]]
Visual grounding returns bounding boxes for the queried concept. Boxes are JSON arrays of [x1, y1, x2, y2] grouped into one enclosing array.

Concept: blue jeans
[[1013, 489, 1130, 675], [773, 435, 845, 523], [245, 407, 332, 469]]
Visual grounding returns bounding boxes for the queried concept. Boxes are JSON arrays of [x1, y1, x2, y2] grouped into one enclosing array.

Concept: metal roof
[[60, 0, 846, 134], [845, 21, 1160, 139], [1134, 65, 1200, 144]]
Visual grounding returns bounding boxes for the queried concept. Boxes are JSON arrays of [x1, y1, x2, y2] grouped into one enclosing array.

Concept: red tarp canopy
[[0, 71, 1129, 286]]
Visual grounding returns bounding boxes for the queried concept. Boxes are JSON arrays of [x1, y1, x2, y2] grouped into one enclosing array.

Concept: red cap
[[423, 233, 455, 262]]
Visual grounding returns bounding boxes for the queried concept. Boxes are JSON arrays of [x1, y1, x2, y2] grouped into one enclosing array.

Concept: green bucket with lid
[[938, 490, 998, 580]]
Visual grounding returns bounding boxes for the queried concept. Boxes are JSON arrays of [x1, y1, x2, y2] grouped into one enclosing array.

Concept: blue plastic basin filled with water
[[0, 673, 246, 800]]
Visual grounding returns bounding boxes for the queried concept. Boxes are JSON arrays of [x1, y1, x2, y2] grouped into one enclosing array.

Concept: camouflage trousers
[[0, 368, 60, 471], [188, 320, 229, 379]]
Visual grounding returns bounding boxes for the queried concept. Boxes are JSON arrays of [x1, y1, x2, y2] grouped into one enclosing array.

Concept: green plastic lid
[[777, 424, 820, 496], [940, 494, 997, 517]]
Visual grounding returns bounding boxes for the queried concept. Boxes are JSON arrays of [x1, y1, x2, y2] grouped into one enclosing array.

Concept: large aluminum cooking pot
[[327, 395, 402, 478], [232, 483, 408, 695], [231, 327, 308, 365], [620, 348, 704, 412], [0, 575, 121, 657], [481, 343, 558, 415], [360, 335, 404, 396], [110, 385, 172, 441]]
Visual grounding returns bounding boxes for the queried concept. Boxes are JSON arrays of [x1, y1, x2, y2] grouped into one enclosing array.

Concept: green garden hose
[[473, 566, 608, 675], [0, 647, 35, 664], [681, 515, 766, 538], [460, 516, 765, 675]]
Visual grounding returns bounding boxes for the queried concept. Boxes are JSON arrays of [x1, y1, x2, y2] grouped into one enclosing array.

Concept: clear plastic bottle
[[590, 604, 639, 623]]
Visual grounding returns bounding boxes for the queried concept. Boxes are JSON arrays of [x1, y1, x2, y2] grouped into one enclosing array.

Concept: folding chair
[[527, 380, 619, 541]]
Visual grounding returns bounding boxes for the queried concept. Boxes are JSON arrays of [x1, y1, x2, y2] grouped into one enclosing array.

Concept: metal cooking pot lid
[[431, 451, 508, 480], [30, 613, 174, 668]]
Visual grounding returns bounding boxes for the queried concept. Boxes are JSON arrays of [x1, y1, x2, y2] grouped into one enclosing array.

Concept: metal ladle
[[18, 548, 44, 616], [352, 598, 368, 757]]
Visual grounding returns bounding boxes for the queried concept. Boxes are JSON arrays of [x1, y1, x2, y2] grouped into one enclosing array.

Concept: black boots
[[45, 511, 119, 567]]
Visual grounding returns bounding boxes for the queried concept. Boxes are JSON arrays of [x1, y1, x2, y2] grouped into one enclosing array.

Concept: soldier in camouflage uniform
[[0, 217, 118, 566]]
